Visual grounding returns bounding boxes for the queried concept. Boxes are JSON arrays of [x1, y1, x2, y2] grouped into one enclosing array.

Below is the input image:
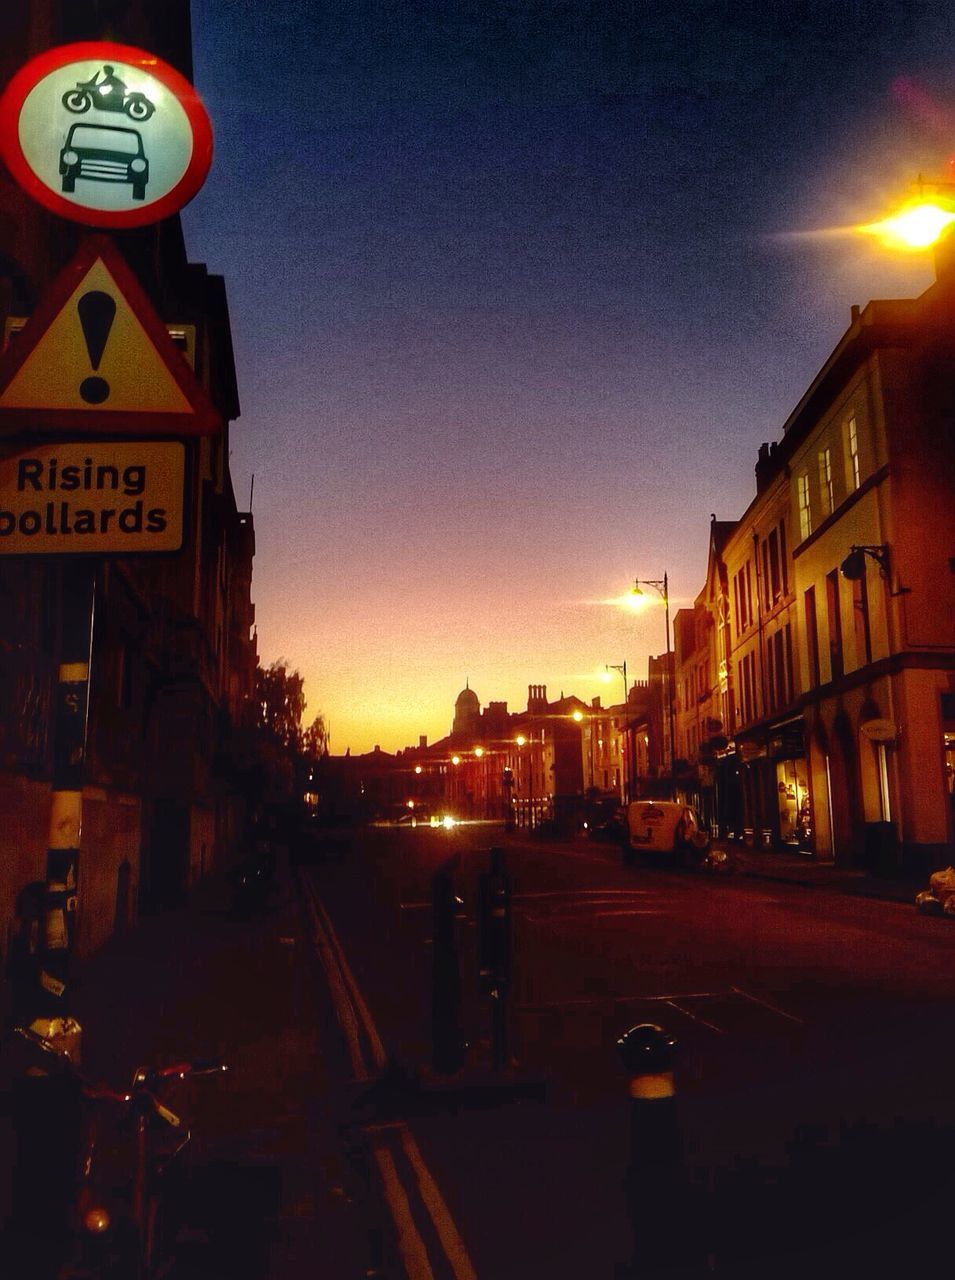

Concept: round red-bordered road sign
[[0, 42, 213, 228]]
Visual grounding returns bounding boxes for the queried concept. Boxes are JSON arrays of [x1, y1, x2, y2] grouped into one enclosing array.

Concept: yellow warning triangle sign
[[0, 235, 221, 434]]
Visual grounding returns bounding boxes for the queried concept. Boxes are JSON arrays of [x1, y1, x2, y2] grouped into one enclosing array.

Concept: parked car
[[584, 798, 627, 843], [625, 801, 710, 865]]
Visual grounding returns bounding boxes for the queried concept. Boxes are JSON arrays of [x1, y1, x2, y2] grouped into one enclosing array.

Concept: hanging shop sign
[[0, 41, 212, 228], [860, 718, 897, 743], [0, 234, 220, 434], [0, 440, 185, 555]]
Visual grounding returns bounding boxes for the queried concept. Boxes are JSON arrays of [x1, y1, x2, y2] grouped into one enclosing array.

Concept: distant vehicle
[[293, 817, 350, 865], [59, 123, 149, 200], [626, 800, 710, 865], [584, 798, 627, 843]]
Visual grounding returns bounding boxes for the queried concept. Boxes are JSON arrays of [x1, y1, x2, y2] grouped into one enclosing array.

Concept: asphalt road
[[303, 821, 955, 1278]]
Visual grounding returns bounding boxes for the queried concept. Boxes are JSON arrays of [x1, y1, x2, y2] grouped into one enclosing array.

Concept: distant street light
[[605, 661, 627, 703], [632, 574, 675, 799]]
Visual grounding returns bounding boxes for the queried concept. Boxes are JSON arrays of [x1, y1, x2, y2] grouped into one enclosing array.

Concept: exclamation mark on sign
[[77, 291, 117, 405]]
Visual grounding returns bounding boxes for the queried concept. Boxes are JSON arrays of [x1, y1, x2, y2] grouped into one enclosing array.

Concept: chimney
[[419, 735, 427, 749], [527, 684, 547, 712], [754, 441, 781, 493]]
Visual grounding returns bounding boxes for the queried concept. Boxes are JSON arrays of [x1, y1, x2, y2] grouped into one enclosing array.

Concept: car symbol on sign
[[59, 123, 149, 200]]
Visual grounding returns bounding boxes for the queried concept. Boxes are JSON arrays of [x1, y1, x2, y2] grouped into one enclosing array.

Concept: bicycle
[[13, 1025, 227, 1279]]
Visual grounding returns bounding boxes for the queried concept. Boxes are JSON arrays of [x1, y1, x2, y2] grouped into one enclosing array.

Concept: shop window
[[776, 757, 811, 848], [876, 742, 891, 821]]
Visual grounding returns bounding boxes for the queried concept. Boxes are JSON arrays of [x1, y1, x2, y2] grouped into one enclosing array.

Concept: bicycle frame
[[14, 1028, 226, 1279]]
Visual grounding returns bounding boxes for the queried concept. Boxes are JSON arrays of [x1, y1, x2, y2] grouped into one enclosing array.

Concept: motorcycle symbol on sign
[[61, 65, 155, 121]]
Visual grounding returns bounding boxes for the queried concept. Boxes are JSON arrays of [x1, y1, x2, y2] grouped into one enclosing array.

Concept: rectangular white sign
[[0, 440, 185, 554]]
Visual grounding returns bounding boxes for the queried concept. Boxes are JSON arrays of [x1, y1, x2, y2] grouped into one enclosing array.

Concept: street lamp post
[[633, 574, 675, 800], [605, 662, 628, 802]]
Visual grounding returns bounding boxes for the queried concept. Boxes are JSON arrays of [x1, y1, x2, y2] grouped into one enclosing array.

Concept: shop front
[[769, 719, 813, 855]]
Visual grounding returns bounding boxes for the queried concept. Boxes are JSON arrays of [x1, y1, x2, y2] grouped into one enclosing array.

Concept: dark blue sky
[[183, 1, 951, 751]]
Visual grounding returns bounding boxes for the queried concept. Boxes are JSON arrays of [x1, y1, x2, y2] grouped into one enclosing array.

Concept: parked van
[[626, 801, 710, 864]]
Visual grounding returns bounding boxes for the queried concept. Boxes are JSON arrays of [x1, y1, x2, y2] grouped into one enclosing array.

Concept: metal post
[[10, 564, 93, 1263], [33, 563, 95, 1034], [431, 857, 467, 1075], [478, 847, 511, 1070], [663, 573, 676, 801], [617, 1023, 692, 1278]]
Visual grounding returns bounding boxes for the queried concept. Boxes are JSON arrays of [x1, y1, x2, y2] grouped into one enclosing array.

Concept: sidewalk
[[723, 842, 925, 904], [0, 856, 376, 1280]]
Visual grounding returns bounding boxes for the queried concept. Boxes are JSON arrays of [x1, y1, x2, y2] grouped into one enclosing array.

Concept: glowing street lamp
[[858, 178, 955, 253], [632, 574, 676, 799]]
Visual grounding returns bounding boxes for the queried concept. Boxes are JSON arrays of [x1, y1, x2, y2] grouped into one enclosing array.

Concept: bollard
[[431, 858, 467, 1075], [478, 847, 512, 1069], [617, 1024, 694, 1278]]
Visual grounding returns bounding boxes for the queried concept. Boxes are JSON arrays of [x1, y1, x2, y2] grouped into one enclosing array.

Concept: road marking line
[[592, 909, 661, 918], [525, 908, 661, 922], [731, 985, 806, 1026], [513, 889, 654, 900], [516, 989, 729, 1011], [303, 874, 388, 1071], [373, 1141, 434, 1280], [399, 1127, 478, 1280], [664, 999, 726, 1034], [301, 871, 478, 1280], [300, 875, 369, 1079]]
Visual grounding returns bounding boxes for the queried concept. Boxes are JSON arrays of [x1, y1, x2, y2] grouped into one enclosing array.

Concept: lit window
[[798, 473, 812, 540], [847, 416, 860, 491], [818, 447, 833, 517]]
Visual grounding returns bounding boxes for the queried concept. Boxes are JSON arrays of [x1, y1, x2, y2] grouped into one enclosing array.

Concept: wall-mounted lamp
[[840, 544, 909, 595]]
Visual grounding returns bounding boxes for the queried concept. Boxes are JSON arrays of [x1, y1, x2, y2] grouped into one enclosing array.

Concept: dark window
[[805, 587, 820, 688], [733, 574, 741, 638], [826, 570, 844, 681], [779, 521, 788, 593], [852, 572, 872, 667], [766, 630, 787, 713], [784, 623, 794, 703], [768, 528, 781, 602]]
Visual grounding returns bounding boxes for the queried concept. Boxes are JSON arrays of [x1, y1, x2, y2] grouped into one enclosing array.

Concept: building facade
[[0, 2, 256, 969]]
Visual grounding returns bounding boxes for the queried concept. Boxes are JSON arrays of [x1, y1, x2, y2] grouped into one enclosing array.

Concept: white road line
[[399, 1127, 478, 1280], [513, 889, 654, 900], [731, 985, 806, 1026], [592, 909, 662, 918], [300, 871, 479, 1280], [664, 999, 726, 1035], [300, 875, 369, 1079], [525, 908, 660, 922], [517, 989, 728, 1011], [373, 1142, 435, 1280], [302, 875, 388, 1071]]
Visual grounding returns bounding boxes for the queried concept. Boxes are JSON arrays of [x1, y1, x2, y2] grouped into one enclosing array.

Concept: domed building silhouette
[[451, 681, 480, 740]]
